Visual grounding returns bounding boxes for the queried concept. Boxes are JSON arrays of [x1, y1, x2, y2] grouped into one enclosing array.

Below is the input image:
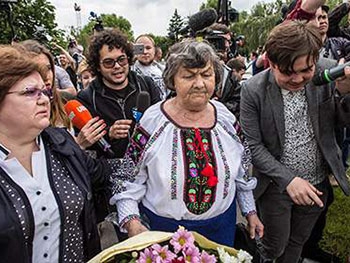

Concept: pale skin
[[125, 62, 264, 239], [0, 72, 51, 176]]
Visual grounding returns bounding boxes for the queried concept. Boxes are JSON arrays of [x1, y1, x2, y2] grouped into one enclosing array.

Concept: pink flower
[[151, 244, 176, 263], [170, 227, 195, 253], [137, 247, 154, 263], [200, 250, 217, 263], [182, 245, 200, 263]]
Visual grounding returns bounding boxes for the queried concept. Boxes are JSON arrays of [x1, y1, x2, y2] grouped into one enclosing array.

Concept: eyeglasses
[[7, 86, 53, 100], [100, 55, 128, 69]]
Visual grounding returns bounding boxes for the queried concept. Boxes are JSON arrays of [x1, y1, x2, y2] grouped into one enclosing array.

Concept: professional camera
[[33, 25, 52, 44], [204, 32, 227, 53], [89, 11, 103, 32]]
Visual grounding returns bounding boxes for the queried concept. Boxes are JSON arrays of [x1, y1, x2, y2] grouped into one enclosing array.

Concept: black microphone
[[312, 61, 350, 85], [179, 8, 218, 35], [132, 91, 151, 122]]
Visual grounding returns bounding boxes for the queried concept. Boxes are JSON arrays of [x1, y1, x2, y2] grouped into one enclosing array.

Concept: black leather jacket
[[0, 127, 110, 262], [77, 70, 161, 158]]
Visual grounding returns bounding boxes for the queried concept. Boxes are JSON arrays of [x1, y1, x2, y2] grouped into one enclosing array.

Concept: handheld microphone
[[312, 61, 350, 85], [132, 91, 151, 122], [64, 100, 114, 155], [179, 8, 218, 35]]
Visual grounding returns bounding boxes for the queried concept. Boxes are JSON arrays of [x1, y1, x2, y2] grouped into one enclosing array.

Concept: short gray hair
[[163, 40, 222, 91]]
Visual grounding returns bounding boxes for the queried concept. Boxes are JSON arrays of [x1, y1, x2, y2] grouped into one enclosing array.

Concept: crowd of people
[[1, 0, 350, 262]]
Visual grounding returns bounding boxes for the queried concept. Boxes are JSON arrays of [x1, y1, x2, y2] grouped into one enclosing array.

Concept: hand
[[75, 117, 106, 149], [125, 219, 148, 237], [109, 119, 133, 139], [336, 65, 350, 95], [286, 177, 324, 207], [246, 213, 264, 239]]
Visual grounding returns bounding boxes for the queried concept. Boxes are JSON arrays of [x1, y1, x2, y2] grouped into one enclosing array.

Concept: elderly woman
[[112, 40, 263, 246], [0, 45, 113, 262]]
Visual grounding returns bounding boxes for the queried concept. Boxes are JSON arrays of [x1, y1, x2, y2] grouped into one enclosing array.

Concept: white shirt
[[112, 100, 256, 226], [0, 137, 60, 263]]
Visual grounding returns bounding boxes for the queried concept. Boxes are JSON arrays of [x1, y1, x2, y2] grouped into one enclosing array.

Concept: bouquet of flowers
[[88, 227, 252, 263]]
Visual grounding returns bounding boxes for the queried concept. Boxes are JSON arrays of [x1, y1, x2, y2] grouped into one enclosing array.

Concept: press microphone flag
[[64, 100, 113, 154], [64, 100, 92, 130], [312, 61, 350, 85], [132, 91, 151, 122]]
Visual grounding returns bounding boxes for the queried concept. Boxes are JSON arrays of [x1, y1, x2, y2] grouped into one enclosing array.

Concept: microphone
[[132, 91, 151, 122], [312, 61, 350, 85], [64, 100, 114, 156], [179, 8, 218, 35]]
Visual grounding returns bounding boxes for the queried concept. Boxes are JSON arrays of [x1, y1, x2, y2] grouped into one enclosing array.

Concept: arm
[[109, 125, 151, 236], [301, 0, 325, 13], [286, 0, 324, 21], [240, 84, 295, 192], [55, 66, 77, 96], [328, 3, 350, 38], [52, 42, 77, 69]]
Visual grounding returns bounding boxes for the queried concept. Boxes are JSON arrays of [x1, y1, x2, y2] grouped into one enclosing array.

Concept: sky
[[49, 0, 273, 37]]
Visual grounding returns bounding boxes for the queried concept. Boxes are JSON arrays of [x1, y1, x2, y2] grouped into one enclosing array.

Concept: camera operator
[[206, 23, 232, 63], [205, 23, 242, 119]]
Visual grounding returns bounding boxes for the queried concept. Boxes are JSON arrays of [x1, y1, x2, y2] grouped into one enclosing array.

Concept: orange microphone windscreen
[[64, 100, 93, 130]]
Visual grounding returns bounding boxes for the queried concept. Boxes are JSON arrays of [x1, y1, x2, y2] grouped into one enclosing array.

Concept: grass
[[321, 173, 350, 261]]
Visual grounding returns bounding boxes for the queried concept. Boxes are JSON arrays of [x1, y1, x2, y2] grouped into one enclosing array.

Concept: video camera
[[89, 11, 103, 32], [33, 25, 53, 44]]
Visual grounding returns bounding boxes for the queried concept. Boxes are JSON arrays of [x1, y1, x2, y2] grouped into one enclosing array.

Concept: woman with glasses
[[0, 45, 115, 262], [19, 40, 106, 151]]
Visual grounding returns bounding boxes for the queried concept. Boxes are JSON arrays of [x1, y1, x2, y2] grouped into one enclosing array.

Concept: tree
[[167, 9, 184, 42], [0, 0, 65, 44], [76, 13, 133, 50]]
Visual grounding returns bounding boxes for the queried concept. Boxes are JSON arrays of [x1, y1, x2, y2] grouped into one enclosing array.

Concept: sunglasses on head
[[100, 55, 128, 69]]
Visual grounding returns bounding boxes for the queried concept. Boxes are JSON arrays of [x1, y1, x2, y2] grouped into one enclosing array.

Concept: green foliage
[[147, 34, 173, 57], [200, 0, 218, 10], [167, 9, 184, 42], [0, 0, 64, 44], [231, 0, 283, 53], [77, 13, 133, 51], [321, 185, 350, 261]]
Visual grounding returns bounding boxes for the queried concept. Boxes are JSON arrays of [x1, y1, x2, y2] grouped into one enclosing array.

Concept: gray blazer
[[240, 58, 350, 199]]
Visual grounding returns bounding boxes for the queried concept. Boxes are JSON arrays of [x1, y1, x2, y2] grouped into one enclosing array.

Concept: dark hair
[[226, 58, 246, 71], [265, 20, 322, 75], [19, 39, 70, 128], [87, 29, 133, 78], [0, 45, 42, 104], [163, 40, 222, 91]]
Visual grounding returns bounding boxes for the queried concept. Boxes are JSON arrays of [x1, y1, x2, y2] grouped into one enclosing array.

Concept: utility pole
[[74, 3, 81, 32]]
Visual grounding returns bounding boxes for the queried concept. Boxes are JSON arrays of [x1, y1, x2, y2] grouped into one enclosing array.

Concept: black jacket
[[0, 127, 110, 262], [77, 70, 161, 158]]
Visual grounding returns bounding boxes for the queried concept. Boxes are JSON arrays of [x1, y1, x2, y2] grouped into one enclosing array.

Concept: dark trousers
[[257, 179, 330, 263], [302, 181, 334, 255]]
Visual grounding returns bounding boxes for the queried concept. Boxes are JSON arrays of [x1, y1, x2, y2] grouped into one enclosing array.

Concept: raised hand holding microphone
[[75, 116, 106, 150], [109, 119, 133, 139], [64, 100, 114, 157], [109, 91, 151, 139], [313, 59, 350, 94]]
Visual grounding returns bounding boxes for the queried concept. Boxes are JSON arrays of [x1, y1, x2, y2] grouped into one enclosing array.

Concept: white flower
[[217, 248, 252, 263], [217, 247, 238, 263], [237, 250, 253, 263]]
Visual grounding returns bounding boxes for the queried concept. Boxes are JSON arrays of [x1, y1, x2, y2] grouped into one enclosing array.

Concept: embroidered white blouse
[[111, 100, 257, 226]]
